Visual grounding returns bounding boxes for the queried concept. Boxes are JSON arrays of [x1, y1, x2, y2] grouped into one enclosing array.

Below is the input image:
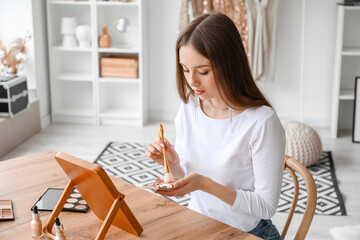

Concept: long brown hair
[[176, 13, 272, 109]]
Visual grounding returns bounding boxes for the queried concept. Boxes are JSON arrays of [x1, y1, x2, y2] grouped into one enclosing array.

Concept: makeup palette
[[31, 188, 89, 213], [0, 200, 14, 221], [63, 187, 89, 212]]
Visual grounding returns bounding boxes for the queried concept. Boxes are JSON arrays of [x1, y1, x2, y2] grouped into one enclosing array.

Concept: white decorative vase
[[61, 17, 78, 48], [75, 25, 91, 48], [62, 35, 78, 48]]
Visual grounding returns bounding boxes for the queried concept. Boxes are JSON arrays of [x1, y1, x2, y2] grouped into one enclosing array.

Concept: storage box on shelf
[[331, 5, 360, 138], [100, 56, 138, 78], [46, 0, 147, 126]]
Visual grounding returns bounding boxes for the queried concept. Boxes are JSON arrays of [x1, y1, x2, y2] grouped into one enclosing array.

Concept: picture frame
[[353, 77, 360, 143]]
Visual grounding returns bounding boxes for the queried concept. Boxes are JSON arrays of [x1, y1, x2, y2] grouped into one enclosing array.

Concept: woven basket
[[282, 121, 322, 167]]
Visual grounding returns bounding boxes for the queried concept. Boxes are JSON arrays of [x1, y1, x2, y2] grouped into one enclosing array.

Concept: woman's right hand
[[145, 137, 180, 168]]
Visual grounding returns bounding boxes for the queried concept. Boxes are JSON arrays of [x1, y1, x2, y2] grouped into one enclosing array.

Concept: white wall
[[148, 0, 339, 128], [0, 0, 51, 128], [257, 0, 303, 121], [1, 0, 340, 129], [303, 0, 338, 127], [148, 0, 182, 121], [0, 1, 35, 89]]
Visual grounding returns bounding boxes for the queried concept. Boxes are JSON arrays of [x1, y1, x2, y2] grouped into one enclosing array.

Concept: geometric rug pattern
[[94, 142, 346, 216], [93, 142, 190, 206], [278, 151, 346, 215]]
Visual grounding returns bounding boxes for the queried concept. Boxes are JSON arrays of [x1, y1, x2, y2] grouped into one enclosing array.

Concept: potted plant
[[0, 32, 31, 81]]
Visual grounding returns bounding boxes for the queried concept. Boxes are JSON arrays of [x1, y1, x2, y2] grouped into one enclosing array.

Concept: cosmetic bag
[[0, 75, 29, 117]]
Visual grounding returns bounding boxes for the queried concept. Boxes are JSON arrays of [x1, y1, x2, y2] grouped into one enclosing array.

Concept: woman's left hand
[[155, 173, 206, 197]]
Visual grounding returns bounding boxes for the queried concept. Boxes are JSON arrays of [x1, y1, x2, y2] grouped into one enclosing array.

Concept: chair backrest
[[281, 155, 317, 240]]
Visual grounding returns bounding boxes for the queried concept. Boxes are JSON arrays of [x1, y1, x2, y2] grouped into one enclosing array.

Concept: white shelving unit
[[331, 5, 360, 138], [46, 0, 148, 126]]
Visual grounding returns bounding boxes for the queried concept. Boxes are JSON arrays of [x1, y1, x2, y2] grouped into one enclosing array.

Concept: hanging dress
[[246, 0, 279, 81]]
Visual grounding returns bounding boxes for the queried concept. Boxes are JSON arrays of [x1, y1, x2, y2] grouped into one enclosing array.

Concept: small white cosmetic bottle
[[54, 217, 66, 240], [31, 206, 43, 238]]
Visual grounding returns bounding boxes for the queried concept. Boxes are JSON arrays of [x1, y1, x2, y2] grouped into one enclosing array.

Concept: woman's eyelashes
[[182, 69, 209, 76]]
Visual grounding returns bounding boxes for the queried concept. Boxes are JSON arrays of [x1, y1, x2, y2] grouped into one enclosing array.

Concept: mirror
[[109, 17, 130, 48], [43, 152, 143, 239], [116, 17, 130, 32]]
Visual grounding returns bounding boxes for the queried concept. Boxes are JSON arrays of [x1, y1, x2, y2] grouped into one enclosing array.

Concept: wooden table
[[0, 151, 260, 240]]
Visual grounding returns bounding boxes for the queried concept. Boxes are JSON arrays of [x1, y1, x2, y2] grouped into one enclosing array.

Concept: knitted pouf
[[282, 121, 322, 167]]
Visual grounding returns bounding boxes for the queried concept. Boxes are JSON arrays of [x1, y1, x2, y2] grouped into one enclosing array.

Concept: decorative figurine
[[99, 27, 111, 48]]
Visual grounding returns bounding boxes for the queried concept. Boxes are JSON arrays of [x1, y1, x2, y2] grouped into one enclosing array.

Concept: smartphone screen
[[31, 188, 64, 211]]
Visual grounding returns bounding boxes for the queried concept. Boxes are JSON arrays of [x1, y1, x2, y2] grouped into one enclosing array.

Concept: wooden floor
[[1, 121, 359, 239]]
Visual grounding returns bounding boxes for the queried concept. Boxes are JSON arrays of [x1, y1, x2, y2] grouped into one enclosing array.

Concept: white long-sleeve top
[[174, 96, 285, 231]]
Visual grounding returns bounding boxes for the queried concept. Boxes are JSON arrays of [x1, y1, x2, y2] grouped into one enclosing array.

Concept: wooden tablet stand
[[43, 152, 143, 239]]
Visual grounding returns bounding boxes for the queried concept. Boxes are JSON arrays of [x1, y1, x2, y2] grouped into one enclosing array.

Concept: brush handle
[[158, 124, 170, 173]]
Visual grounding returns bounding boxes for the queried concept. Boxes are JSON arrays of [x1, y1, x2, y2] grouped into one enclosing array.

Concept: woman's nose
[[188, 72, 200, 86]]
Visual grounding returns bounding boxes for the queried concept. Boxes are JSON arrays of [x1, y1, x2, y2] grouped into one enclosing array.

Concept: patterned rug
[[278, 151, 346, 215], [94, 142, 346, 216]]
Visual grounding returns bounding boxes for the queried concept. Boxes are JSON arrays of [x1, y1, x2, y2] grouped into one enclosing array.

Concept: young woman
[[145, 13, 285, 240]]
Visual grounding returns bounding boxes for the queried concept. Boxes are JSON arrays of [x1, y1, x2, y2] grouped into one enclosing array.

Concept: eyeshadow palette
[[31, 188, 89, 213], [0, 200, 14, 221]]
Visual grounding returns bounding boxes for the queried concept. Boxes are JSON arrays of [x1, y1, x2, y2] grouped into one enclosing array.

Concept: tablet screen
[[31, 188, 89, 213]]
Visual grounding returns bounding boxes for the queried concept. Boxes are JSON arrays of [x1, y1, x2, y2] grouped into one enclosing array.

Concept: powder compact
[[143, 183, 175, 191], [31, 188, 89, 213], [0, 200, 14, 221]]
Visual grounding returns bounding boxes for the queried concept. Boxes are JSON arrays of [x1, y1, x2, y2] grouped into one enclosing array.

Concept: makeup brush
[[158, 124, 175, 183]]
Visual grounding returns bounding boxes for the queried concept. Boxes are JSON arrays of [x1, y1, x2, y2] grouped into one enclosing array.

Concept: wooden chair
[[281, 155, 317, 240]]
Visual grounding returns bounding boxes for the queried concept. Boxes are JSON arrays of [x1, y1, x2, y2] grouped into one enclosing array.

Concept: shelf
[[49, 0, 90, 5], [99, 77, 139, 83], [96, 1, 139, 7], [50, 0, 138, 6], [332, 6, 359, 138], [97, 47, 139, 54], [342, 47, 360, 56], [53, 46, 92, 52], [56, 72, 93, 82], [100, 109, 139, 118], [55, 106, 94, 117], [47, 0, 146, 126], [344, 6, 360, 10], [339, 88, 355, 100], [100, 108, 141, 125]]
